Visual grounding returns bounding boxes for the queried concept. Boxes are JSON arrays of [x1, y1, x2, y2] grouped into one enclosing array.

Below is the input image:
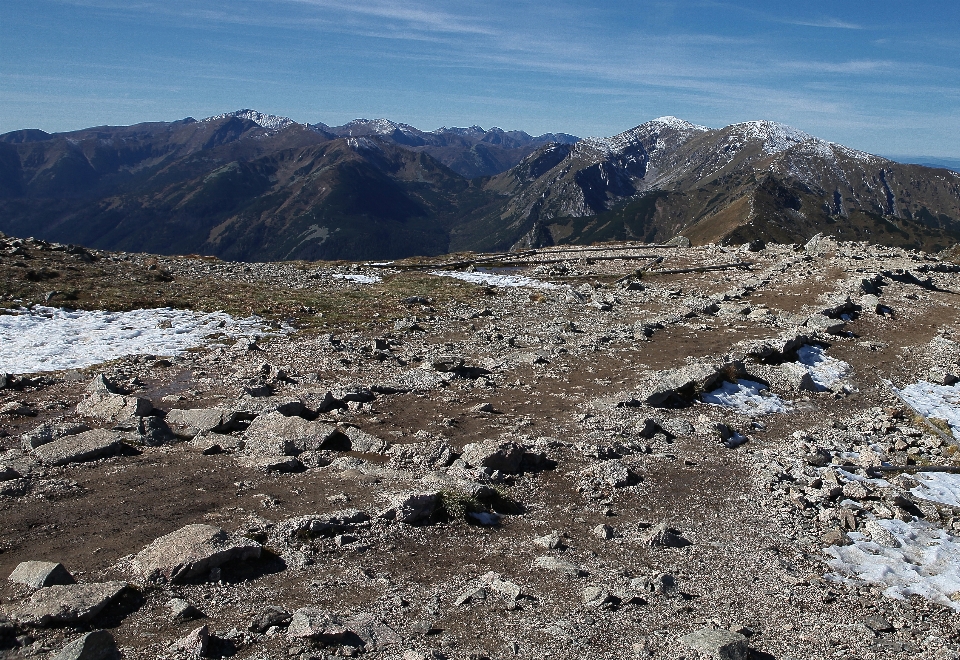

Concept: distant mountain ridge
[[0, 110, 958, 261]]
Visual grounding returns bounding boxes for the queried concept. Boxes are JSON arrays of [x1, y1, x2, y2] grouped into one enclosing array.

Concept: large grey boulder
[[33, 429, 124, 466], [733, 332, 808, 363], [8, 561, 74, 589], [52, 630, 121, 660], [11, 582, 130, 626], [805, 313, 846, 335], [345, 614, 403, 651], [679, 628, 749, 660], [286, 608, 347, 642], [165, 407, 246, 438], [643, 522, 692, 548], [76, 376, 152, 423], [243, 412, 345, 455], [169, 624, 209, 658], [775, 362, 818, 392], [379, 492, 439, 524], [639, 363, 726, 407], [249, 605, 291, 633], [341, 426, 390, 454], [131, 524, 262, 584], [20, 421, 90, 450], [460, 440, 525, 473]]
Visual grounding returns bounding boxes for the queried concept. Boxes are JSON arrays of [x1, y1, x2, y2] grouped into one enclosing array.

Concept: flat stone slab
[[33, 429, 124, 466], [244, 412, 345, 455], [132, 523, 262, 584], [165, 407, 244, 437], [8, 561, 75, 589], [20, 421, 90, 450], [533, 556, 587, 577], [11, 582, 129, 626], [287, 608, 347, 642]]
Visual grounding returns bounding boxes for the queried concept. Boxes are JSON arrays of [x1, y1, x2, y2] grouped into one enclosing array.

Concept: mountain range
[[0, 110, 958, 261]]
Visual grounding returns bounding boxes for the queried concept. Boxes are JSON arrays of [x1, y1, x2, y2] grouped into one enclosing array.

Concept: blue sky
[[2, 0, 959, 156]]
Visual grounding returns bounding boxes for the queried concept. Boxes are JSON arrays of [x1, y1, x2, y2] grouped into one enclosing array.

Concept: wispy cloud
[[782, 18, 864, 30]]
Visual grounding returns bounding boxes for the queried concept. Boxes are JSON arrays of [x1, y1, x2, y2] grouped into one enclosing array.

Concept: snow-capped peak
[[342, 118, 420, 136], [727, 120, 818, 155], [202, 109, 297, 131], [435, 125, 487, 137], [580, 116, 708, 156], [648, 116, 710, 132]]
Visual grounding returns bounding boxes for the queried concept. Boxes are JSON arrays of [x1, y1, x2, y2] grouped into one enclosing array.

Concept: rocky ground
[[1, 234, 960, 660]]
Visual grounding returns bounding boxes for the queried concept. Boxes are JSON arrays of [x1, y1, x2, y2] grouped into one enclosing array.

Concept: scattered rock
[[460, 440, 525, 473], [249, 605, 291, 633], [679, 627, 749, 660], [593, 524, 615, 539], [0, 401, 37, 416], [863, 613, 894, 633], [167, 598, 204, 623], [0, 463, 20, 482], [33, 429, 124, 466], [8, 561, 75, 589], [12, 582, 130, 626], [344, 614, 403, 651], [643, 522, 692, 548], [243, 412, 346, 455], [169, 624, 209, 659], [533, 556, 587, 577], [51, 629, 121, 660], [131, 524, 262, 584], [165, 407, 247, 437], [286, 609, 347, 642], [20, 422, 90, 450], [380, 492, 439, 524], [342, 425, 390, 453]]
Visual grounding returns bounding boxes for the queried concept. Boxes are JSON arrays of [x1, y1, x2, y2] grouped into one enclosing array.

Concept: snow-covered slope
[[202, 109, 298, 131]]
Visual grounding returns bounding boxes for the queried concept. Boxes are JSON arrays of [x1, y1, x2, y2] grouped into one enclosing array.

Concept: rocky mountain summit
[[1, 112, 958, 262], [1, 232, 960, 658]]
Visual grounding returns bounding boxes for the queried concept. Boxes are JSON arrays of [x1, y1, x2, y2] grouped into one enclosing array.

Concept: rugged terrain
[[2, 112, 959, 262], [1, 233, 960, 660]]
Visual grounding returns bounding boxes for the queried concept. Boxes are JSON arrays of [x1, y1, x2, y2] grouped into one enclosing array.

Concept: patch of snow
[[435, 125, 486, 138], [332, 274, 382, 284], [701, 379, 789, 415], [893, 381, 960, 440], [831, 142, 882, 163], [826, 518, 960, 610], [429, 270, 560, 289], [0, 306, 267, 375], [835, 468, 891, 488], [911, 472, 960, 508], [797, 344, 852, 391], [649, 116, 711, 132], [202, 109, 296, 131], [727, 120, 815, 155], [343, 118, 420, 136], [367, 261, 394, 267], [581, 116, 709, 157]]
